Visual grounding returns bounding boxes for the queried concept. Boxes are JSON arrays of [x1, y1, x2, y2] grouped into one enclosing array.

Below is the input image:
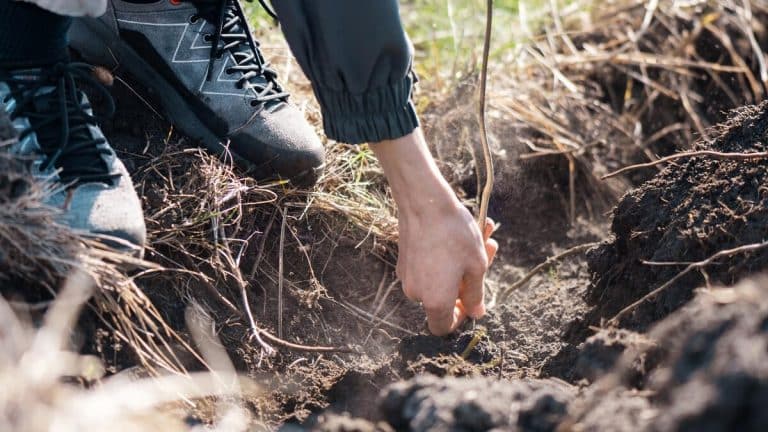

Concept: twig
[[257, 325, 359, 353], [553, 52, 746, 73], [248, 210, 277, 279], [602, 150, 768, 179], [338, 300, 417, 336], [739, 0, 768, 90], [240, 281, 276, 357], [277, 206, 287, 340], [499, 242, 599, 302], [607, 240, 768, 326], [476, 0, 494, 229], [679, 78, 710, 142]]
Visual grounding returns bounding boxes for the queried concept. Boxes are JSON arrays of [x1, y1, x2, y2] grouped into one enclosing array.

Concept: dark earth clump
[[580, 101, 768, 337], [380, 375, 574, 432], [644, 278, 768, 431], [301, 277, 768, 432], [566, 277, 768, 432], [543, 328, 657, 385], [281, 413, 393, 432]]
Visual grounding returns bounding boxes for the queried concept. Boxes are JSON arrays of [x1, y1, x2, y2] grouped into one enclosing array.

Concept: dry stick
[[248, 210, 277, 279], [257, 327, 358, 354], [499, 242, 599, 302], [607, 241, 768, 326], [200, 217, 352, 354], [602, 150, 768, 179], [475, 0, 494, 229], [338, 300, 417, 336], [240, 278, 276, 357], [277, 206, 287, 340], [679, 80, 709, 142], [740, 1, 768, 89]]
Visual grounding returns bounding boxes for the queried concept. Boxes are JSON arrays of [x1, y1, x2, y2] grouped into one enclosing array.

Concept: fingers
[[458, 217, 498, 319], [483, 217, 497, 240], [425, 301, 465, 336], [486, 238, 499, 267], [460, 265, 487, 319], [402, 282, 419, 302], [484, 217, 498, 266]]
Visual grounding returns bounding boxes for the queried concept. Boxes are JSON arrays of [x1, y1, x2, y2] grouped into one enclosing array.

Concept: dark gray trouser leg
[[272, 0, 419, 144]]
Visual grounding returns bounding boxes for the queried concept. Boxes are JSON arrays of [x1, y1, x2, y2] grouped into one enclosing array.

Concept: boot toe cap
[[230, 103, 325, 187]]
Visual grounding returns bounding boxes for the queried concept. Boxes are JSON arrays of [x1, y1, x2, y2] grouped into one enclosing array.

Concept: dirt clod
[[566, 277, 768, 432], [380, 375, 574, 432], [583, 102, 768, 335], [544, 328, 655, 384]]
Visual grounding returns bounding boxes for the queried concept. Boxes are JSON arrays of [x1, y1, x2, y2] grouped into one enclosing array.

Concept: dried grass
[[425, 0, 768, 221], [2, 0, 768, 429]]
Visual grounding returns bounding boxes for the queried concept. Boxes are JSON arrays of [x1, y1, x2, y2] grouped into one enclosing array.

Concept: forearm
[[372, 130, 495, 335], [370, 129, 462, 217]]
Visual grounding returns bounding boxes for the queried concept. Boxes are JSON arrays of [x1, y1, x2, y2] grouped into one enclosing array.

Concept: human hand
[[398, 211, 498, 335], [370, 129, 499, 335]]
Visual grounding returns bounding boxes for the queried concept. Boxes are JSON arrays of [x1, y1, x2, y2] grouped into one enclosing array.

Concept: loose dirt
[[270, 102, 768, 430], [582, 102, 768, 335], [4, 5, 768, 427]]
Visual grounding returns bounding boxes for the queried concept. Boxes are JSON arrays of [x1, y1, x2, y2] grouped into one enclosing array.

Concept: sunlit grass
[[245, 0, 568, 89], [401, 0, 554, 84]]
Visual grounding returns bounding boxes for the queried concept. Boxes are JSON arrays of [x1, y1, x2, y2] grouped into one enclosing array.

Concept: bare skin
[[371, 128, 499, 336]]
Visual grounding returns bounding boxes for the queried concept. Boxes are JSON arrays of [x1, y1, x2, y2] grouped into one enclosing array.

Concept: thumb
[[483, 217, 499, 267], [486, 238, 499, 267], [460, 267, 486, 319]]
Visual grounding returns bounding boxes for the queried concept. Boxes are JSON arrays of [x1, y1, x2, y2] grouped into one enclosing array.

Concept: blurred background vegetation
[[245, 0, 569, 88]]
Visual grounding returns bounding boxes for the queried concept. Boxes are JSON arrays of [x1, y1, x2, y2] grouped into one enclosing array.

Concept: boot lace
[[2, 62, 117, 185], [194, 0, 288, 108]]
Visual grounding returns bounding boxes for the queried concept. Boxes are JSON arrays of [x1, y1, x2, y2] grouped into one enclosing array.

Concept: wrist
[[370, 129, 462, 218]]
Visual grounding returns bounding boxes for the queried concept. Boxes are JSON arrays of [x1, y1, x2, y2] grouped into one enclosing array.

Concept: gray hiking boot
[[69, 0, 325, 187], [0, 62, 146, 253]]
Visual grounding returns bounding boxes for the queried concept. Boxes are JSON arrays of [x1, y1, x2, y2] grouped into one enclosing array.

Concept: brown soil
[[62, 69, 599, 428], [268, 104, 768, 431], [581, 102, 768, 336], [4, 3, 768, 429]]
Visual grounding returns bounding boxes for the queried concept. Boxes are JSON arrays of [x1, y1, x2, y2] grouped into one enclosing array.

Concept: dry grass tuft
[[423, 0, 768, 223], [3, 0, 768, 429]]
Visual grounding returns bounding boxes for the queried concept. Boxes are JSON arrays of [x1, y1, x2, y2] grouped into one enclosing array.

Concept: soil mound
[[300, 277, 768, 432], [645, 278, 768, 431], [567, 277, 768, 431], [583, 101, 768, 334], [543, 328, 656, 385]]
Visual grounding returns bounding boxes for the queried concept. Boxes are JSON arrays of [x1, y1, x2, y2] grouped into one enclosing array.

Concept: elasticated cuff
[[314, 74, 419, 144]]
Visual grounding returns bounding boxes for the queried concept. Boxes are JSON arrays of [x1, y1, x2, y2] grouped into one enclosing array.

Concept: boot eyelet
[[203, 34, 213, 43], [250, 100, 261, 107], [225, 68, 233, 75], [189, 15, 199, 24]]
